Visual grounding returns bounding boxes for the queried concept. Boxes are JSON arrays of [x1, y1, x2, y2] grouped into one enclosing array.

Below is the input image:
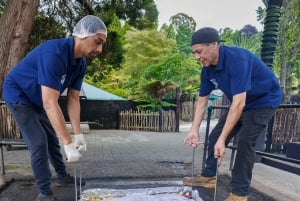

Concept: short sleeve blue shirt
[[199, 46, 281, 110], [3, 38, 86, 110]]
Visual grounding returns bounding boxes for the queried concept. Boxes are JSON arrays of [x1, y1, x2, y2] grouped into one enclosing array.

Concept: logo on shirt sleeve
[[61, 74, 66, 85]]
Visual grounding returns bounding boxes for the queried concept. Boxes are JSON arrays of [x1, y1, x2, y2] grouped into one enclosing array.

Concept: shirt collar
[[214, 45, 224, 71], [68, 37, 77, 66]]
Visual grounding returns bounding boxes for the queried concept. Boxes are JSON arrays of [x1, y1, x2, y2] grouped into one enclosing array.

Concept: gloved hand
[[74, 134, 87, 152], [64, 143, 82, 162]]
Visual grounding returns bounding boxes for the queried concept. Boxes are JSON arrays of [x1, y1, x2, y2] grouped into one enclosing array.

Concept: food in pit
[[79, 186, 203, 201]]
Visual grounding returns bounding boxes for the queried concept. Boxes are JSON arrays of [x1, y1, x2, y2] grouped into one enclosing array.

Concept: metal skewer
[[213, 164, 219, 201], [79, 156, 83, 194], [74, 155, 83, 201], [74, 162, 78, 201], [191, 147, 195, 189], [184, 141, 205, 145]]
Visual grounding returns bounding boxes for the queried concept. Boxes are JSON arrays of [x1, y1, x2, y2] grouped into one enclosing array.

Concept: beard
[[85, 51, 99, 59]]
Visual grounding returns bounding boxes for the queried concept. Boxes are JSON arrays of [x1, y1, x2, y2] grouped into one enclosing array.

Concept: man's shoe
[[35, 193, 57, 201], [55, 173, 86, 187], [182, 175, 216, 189], [225, 193, 248, 201]]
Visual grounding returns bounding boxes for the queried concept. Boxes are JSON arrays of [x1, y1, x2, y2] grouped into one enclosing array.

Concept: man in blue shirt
[[183, 27, 281, 201], [3, 15, 107, 201]]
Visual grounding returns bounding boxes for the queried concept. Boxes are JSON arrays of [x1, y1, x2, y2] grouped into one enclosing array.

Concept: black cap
[[191, 27, 221, 45]]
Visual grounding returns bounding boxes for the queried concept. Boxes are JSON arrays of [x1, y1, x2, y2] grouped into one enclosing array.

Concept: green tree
[[175, 24, 194, 55], [99, 28, 176, 99], [219, 27, 238, 45], [169, 12, 196, 32], [256, 1, 267, 26], [240, 24, 258, 37], [219, 28, 262, 56], [275, 0, 300, 102], [142, 52, 200, 92], [121, 28, 176, 78], [160, 24, 176, 40], [232, 32, 262, 55], [169, 13, 196, 55], [95, 69, 130, 98], [132, 79, 177, 111], [127, 52, 201, 111], [28, 12, 66, 51], [94, 0, 158, 30]]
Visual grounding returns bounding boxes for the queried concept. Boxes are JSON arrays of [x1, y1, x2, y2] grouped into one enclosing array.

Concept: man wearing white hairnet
[[3, 15, 107, 201]]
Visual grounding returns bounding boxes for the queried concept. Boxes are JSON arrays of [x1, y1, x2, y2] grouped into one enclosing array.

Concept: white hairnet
[[72, 15, 107, 38]]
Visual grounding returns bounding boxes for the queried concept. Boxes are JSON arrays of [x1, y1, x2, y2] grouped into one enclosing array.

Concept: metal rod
[[213, 164, 219, 201], [80, 156, 83, 194], [74, 162, 78, 201], [191, 147, 195, 189], [74, 156, 83, 201], [202, 106, 213, 172], [1, 145, 5, 175], [184, 141, 204, 145], [256, 151, 300, 165]]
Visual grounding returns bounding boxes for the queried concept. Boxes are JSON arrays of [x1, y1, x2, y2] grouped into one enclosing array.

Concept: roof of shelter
[[61, 82, 126, 100]]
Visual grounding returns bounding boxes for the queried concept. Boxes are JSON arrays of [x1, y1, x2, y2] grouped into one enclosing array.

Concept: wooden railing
[[202, 104, 300, 175], [119, 109, 176, 132], [271, 106, 300, 153]]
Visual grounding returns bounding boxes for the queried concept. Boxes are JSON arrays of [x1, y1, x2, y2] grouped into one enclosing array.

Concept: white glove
[[74, 134, 87, 152], [64, 143, 82, 162]]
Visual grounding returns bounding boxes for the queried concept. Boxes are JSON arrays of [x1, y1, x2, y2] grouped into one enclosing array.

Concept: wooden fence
[[181, 96, 224, 121], [119, 110, 176, 132], [271, 107, 300, 152]]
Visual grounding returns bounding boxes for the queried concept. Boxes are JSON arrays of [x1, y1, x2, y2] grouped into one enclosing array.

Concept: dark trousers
[[202, 108, 276, 196], [6, 103, 68, 195]]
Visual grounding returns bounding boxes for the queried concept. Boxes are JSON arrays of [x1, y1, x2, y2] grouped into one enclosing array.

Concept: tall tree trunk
[[260, 0, 283, 69], [0, 0, 39, 99], [257, 0, 283, 158]]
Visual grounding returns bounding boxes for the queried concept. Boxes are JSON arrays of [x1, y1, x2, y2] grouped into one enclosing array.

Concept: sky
[[154, 0, 265, 31]]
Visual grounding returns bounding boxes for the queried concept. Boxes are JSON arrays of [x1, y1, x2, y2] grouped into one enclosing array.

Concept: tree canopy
[[0, 0, 299, 106]]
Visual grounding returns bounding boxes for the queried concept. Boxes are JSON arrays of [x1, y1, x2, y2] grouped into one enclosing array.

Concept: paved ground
[[0, 121, 299, 201]]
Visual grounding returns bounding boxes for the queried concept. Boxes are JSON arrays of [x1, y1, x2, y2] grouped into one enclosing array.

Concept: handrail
[[202, 104, 300, 172]]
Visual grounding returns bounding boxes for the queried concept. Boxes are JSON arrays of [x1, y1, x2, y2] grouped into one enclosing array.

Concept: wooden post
[[192, 94, 196, 121], [175, 87, 180, 132], [159, 110, 162, 132]]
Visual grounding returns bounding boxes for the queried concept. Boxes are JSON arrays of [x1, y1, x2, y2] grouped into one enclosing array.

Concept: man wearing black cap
[[183, 27, 282, 201]]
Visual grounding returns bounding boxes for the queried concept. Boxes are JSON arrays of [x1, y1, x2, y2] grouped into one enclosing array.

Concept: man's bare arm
[[66, 88, 81, 135], [41, 86, 71, 145]]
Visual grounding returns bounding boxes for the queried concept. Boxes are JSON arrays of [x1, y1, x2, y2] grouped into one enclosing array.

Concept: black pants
[[6, 103, 68, 196], [202, 108, 276, 196]]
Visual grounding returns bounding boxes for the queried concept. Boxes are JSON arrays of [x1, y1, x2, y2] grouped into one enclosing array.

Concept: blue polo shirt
[[3, 38, 86, 111], [199, 46, 282, 110]]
